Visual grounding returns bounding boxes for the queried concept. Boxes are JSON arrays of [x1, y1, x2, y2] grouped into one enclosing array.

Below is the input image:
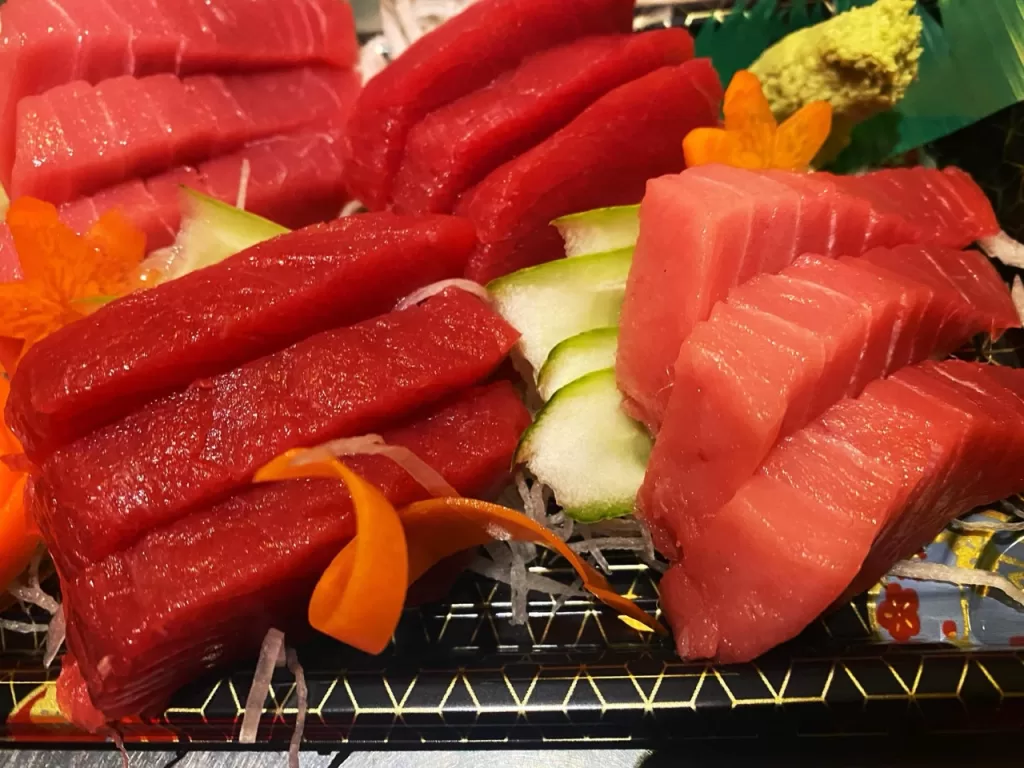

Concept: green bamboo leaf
[[694, 0, 829, 87], [892, 0, 1024, 153]]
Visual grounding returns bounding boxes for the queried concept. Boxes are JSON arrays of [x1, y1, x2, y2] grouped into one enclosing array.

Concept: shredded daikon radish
[[0, 619, 48, 633], [951, 517, 1024, 533], [340, 200, 365, 217], [44, 607, 65, 669], [9, 550, 59, 616], [1012, 276, 1024, 325], [394, 279, 490, 310], [285, 648, 308, 768], [979, 231, 1024, 270], [235, 159, 251, 211], [579, 527, 612, 575], [106, 727, 129, 768], [321, 434, 458, 497], [240, 628, 286, 744], [467, 556, 586, 598], [510, 554, 528, 625], [888, 561, 1024, 607], [361, 0, 478, 79]]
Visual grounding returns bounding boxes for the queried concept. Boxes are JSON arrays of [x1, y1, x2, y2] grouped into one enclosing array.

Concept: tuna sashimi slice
[[0, 0, 358, 186], [11, 68, 360, 204], [35, 289, 519, 573], [8, 213, 477, 461], [57, 382, 530, 720], [616, 165, 999, 432], [834, 167, 1000, 249], [660, 361, 1024, 663], [639, 246, 1017, 558], [456, 61, 723, 283], [0, 125, 354, 276], [391, 29, 694, 215], [342, 0, 635, 210]]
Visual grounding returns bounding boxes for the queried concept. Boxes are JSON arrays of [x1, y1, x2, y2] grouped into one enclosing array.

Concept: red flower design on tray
[[877, 583, 921, 642]]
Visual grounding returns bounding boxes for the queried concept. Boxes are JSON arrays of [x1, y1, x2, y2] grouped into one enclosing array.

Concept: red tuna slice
[[660, 361, 1024, 663], [615, 166, 998, 432], [456, 61, 723, 283], [0, 125, 353, 271], [10, 68, 360, 204], [342, 0, 635, 210], [391, 29, 695, 215], [637, 247, 1018, 558], [34, 289, 518, 573], [834, 167, 1000, 248], [57, 381, 530, 721], [8, 213, 477, 461], [198, 128, 351, 230], [0, 0, 357, 187]]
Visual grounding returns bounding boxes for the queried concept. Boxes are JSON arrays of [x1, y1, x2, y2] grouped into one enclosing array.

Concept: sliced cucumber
[[488, 247, 632, 373], [154, 188, 290, 280], [553, 204, 639, 258], [516, 368, 651, 522], [537, 327, 619, 401]]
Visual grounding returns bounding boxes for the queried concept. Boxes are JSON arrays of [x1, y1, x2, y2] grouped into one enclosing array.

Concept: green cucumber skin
[[168, 187, 289, 277], [486, 246, 634, 295], [487, 248, 633, 372], [515, 368, 650, 524], [537, 326, 619, 401], [553, 204, 640, 258]]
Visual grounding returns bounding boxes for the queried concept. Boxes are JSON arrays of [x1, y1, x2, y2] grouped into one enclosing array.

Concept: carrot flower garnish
[[683, 70, 833, 172], [254, 449, 664, 654], [0, 197, 146, 368]]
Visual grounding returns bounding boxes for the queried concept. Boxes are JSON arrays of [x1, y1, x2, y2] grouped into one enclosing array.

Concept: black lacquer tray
[[1, 0, 1023, 751]]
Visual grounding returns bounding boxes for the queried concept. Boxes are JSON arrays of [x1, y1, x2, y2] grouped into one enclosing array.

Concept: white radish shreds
[[361, 0, 478, 80], [510, 554, 529, 626], [1012, 276, 1024, 325], [340, 200, 366, 217], [467, 556, 586, 598], [285, 648, 308, 768], [44, 606, 65, 669], [888, 561, 1024, 608], [0, 619, 48, 633], [235, 158, 251, 211], [394, 279, 490, 311], [979, 231, 1024, 270], [322, 434, 458, 498], [951, 517, 1024, 533], [240, 628, 286, 744], [9, 550, 60, 616]]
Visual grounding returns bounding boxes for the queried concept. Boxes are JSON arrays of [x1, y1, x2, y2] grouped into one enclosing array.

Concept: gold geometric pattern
[[3, 1, 1024, 748]]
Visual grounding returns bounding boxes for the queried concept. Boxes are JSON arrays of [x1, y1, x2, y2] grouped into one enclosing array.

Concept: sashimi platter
[[0, 0, 1023, 754]]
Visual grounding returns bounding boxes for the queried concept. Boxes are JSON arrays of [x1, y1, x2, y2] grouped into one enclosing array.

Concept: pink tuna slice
[[391, 28, 695, 215], [11, 67, 359, 205], [0, 0, 358, 187], [35, 289, 520, 574], [55, 382, 530, 722], [659, 360, 1024, 664], [8, 213, 478, 461], [638, 245, 1019, 559], [456, 60, 724, 283], [616, 165, 1003, 433], [342, 0, 636, 211]]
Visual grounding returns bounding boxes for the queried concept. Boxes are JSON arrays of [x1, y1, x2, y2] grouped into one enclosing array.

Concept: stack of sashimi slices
[[6, 214, 530, 723], [341, 0, 723, 281], [0, 0, 363, 281], [498, 163, 1024, 663]]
